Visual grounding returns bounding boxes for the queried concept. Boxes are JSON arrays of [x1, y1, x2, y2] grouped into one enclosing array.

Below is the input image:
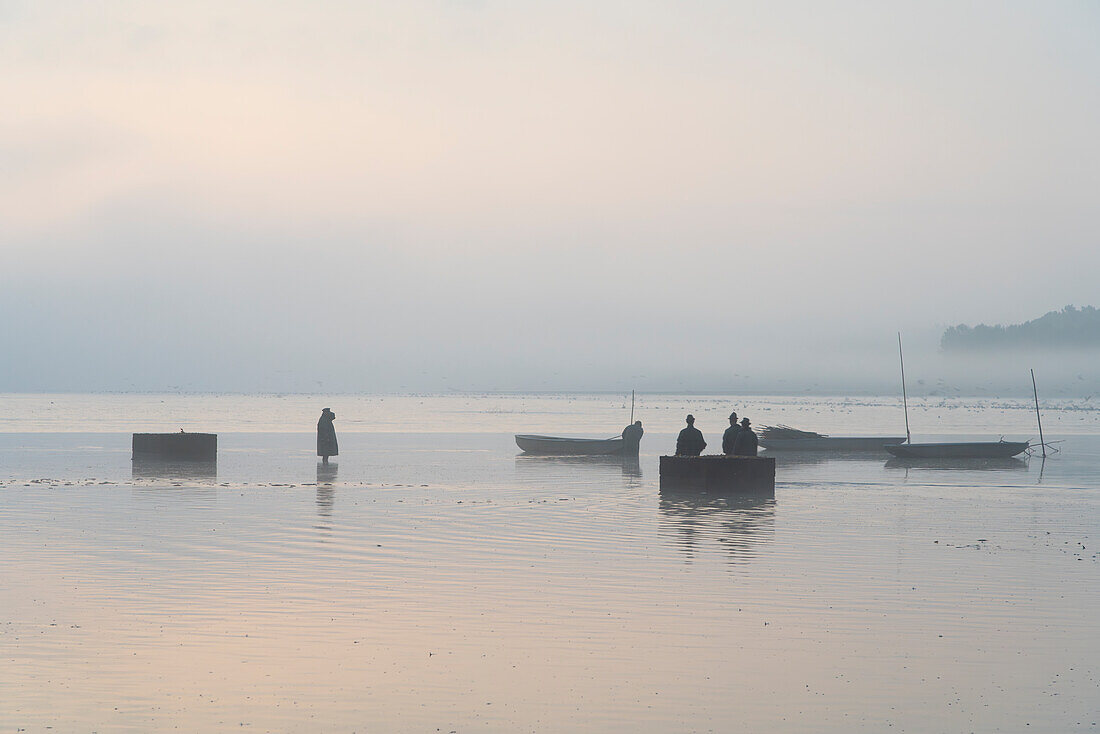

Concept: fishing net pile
[[758, 425, 827, 440]]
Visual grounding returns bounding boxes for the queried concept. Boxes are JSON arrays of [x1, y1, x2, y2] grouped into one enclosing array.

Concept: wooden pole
[[1031, 368, 1046, 458], [630, 390, 635, 424], [898, 332, 911, 444]]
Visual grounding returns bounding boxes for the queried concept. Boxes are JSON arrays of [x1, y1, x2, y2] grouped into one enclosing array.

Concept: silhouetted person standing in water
[[732, 417, 758, 456], [676, 415, 706, 456], [317, 408, 338, 464], [621, 420, 644, 455], [722, 412, 741, 455]]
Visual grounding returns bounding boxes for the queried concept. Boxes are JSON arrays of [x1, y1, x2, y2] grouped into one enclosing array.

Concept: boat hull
[[884, 441, 1029, 459], [760, 436, 907, 451], [515, 435, 626, 456]]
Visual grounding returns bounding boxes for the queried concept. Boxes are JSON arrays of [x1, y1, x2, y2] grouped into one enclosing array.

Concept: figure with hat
[[722, 411, 741, 455], [732, 417, 758, 456], [675, 414, 707, 456], [317, 407, 339, 464]]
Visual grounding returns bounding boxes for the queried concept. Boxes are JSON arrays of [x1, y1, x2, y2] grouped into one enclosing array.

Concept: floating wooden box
[[659, 455, 775, 495], [132, 433, 217, 461]]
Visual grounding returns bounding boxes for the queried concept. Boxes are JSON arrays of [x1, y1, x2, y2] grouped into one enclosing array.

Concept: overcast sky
[[2, 1, 1098, 393]]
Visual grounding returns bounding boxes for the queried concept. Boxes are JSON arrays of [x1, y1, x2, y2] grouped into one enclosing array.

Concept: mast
[[898, 332, 911, 444], [1031, 369, 1046, 458], [630, 390, 635, 424]]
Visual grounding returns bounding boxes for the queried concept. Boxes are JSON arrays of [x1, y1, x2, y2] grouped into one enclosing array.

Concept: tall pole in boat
[[630, 390, 635, 424], [1031, 368, 1046, 458], [898, 332, 911, 444]]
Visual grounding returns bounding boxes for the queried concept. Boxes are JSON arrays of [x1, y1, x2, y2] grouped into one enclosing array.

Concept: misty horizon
[[3, 2, 1098, 395]]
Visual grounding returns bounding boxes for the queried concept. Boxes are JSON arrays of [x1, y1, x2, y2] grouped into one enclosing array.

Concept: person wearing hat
[[732, 417, 758, 456], [317, 408, 339, 464], [675, 414, 707, 456], [722, 412, 741, 455]]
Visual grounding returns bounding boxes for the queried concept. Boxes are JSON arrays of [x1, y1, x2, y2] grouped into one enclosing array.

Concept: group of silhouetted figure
[[318, 407, 758, 463], [675, 411, 758, 457]]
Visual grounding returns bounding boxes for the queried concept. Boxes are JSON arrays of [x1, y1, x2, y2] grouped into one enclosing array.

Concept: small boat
[[760, 436, 908, 451], [886, 335, 1036, 462], [515, 435, 626, 456], [884, 441, 1029, 459], [758, 425, 905, 452]]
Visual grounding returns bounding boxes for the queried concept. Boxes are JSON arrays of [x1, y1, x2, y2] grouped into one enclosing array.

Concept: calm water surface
[[1, 394, 1098, 732]]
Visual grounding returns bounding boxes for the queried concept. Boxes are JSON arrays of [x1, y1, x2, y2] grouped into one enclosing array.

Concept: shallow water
[[1, 394, 1098, 732]]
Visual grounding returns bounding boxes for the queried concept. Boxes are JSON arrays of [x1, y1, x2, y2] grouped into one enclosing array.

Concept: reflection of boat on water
[[770, 450, 891, 467], [131, 457, 217, 480], [884, 441, 1029, 459], [885, 456, 1029, 472], [515, 453, 642, 480], [515, 435, 628, 456], [659, 490, 775, 562]]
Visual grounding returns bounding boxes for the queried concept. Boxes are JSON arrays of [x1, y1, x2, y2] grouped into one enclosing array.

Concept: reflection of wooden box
[[132, 456, 217, 480], [659, 455, 775, 495], [132, 433, 217, 461]]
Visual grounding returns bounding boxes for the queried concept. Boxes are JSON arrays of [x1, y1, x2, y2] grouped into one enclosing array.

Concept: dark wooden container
[[659, 455, 775, 495], [132, 433, 217, 461]]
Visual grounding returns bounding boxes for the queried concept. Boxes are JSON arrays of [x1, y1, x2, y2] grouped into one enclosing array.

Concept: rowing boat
[[758, 425, 905, 452], [515, 435, 626, 456], [888, 336, 1034, 461], [760, 436, 907, 451], [884, 441, 1029, 459]]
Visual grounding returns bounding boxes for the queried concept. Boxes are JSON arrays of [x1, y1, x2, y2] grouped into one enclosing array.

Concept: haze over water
[[4, 1, 1100, 730], [2, 393, 1098, 732], [3, 2, 1100, 395]]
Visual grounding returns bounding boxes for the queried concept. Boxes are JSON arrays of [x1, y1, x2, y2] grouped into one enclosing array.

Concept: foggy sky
[[2, 1, 1099, 394]]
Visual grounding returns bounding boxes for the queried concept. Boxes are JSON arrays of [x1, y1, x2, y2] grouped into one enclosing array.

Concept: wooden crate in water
[[132, 432, 217, 461], [659, 455, 775, 495]]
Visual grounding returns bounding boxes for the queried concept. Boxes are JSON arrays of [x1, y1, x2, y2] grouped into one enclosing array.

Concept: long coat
[[732, 427, 758, 456], [722, 425, 741, 455], [675, 426, 706, 456], [621, 423, 644, 455], [317, 411, 339, 457]]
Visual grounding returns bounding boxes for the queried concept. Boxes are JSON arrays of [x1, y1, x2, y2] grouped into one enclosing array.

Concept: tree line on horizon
[[941, 305, 1100, 352]]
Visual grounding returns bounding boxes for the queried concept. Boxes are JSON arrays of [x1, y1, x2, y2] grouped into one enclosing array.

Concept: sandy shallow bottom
[[1, 395, 1098, 732]]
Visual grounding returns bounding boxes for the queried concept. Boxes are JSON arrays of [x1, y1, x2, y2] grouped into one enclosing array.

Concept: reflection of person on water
[[675, 415, 706, 456], [722, 412, 741, 455], [317, 460, 338, 485], [317, 408, 338, 464], [732, 417, 758, 456], [621, 421, 644, 454]]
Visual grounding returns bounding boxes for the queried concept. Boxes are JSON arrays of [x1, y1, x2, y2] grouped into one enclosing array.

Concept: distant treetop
[[941, 305, 1100, 352]]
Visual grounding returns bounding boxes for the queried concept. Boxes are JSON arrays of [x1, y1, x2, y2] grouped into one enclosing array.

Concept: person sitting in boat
[[621, 421, 644, 453], [722, 412, 741, 455], [732, 417, 758, 456], [675, 415, 706, 456]]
